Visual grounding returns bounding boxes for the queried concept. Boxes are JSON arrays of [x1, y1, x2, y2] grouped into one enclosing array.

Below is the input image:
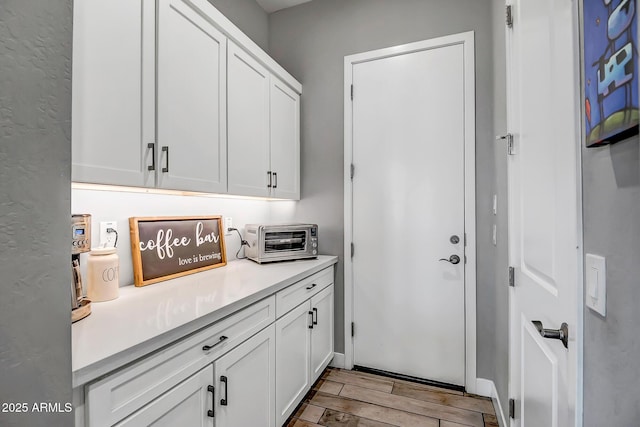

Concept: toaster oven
[[244, 224, 318, 263]]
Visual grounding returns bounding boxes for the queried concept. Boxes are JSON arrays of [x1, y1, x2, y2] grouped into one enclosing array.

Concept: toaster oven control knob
[[312, 242, 317, 248], [312, 250, 317, 255]]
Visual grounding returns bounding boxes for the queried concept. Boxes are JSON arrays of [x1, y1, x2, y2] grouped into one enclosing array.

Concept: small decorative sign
[[129, 216, 227, 287]]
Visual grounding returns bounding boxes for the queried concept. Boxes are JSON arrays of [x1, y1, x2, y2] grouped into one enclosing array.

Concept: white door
[[114, 365, 214, 426], [72, 0, 155, 187], [275, 301, 311, 426], [270, 78, 301, 200], [507, 0, 580, 426], [157, 0, 227, 193], [214, 325, 275, 427], [227, 40, 271, 198], [350, 37, 470, 386]]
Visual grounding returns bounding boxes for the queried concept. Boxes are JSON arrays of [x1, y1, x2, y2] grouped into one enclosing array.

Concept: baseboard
[[329, 352, 345, 368], [476, 378, 508, 427]]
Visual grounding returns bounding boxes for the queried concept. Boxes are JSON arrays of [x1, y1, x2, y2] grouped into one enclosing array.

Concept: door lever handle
[[532, 320, 568, 349], [439, 255, 460, 265]]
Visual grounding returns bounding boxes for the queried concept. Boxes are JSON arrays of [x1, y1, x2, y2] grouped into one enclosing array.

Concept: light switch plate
[[585, 253, 606, 316]]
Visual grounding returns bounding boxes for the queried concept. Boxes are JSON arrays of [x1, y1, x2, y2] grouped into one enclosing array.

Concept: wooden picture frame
[[129, 216, 227, 287]]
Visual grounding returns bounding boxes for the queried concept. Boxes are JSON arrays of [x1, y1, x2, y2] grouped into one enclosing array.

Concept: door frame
[[343, 31, 478, 393]]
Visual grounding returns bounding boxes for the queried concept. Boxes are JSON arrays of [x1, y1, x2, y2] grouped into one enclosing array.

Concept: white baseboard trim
[[329, 352, 345, 368], [476, 378, 508, 427]]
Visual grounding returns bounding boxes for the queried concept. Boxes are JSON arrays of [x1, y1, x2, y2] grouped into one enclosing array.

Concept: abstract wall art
[[583, 0, 638, 147]]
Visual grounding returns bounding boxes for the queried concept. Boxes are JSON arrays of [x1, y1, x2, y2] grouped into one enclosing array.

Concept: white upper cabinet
[[156, 0, 227, 193], [227, 41, 271, 198], [72, 0, 301, 199], [72, 0, 155, 187], [270, 78, 301, 200], [227, 43, 301, 200]]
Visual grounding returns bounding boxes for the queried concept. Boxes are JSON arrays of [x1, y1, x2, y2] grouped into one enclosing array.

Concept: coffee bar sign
[[129, 216, 227, 287]]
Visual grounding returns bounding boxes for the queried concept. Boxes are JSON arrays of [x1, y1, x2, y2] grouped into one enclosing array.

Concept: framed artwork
[[582, 0, 638, 147]]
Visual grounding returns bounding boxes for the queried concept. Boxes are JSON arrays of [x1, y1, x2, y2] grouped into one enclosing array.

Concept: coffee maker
[[71, 214, 92, 321]]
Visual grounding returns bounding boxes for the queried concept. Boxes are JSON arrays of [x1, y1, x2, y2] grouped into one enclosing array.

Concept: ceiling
[[256, 0, 312, 13]]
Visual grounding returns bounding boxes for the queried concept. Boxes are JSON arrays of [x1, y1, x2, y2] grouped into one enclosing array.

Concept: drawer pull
[[207, 385, 214, 417], [306, 283, 317, 290], [203, 335, 228, 352], [220, 375, 228, 406], [312, 307, 318, 325], [308, 311, 314, 329]]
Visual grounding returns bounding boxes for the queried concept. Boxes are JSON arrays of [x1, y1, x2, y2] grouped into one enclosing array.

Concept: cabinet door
[[227, 41, 271, 198], [214, 325, 275, 427], [275, 301, 312, 426], [114, 365, 214, 427], [310, 284, 334, 382], [72, 0, 155, 187], [157, 0, 227, 193], [270, 78, 300, 200]]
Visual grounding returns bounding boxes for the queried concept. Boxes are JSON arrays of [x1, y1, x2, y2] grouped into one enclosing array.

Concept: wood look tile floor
[[285, 368, 498, 427]]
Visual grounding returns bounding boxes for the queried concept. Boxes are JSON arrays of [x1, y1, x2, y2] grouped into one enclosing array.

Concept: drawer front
[[276, 267, 333, 318], [86, 296, 275, 427]]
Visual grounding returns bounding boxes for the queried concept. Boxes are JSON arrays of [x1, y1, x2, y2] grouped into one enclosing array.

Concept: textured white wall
[[0, 1, 73, 425]]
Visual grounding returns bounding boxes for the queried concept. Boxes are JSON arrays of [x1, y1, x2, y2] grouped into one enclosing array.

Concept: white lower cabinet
[[115, 365, 214, 427], [81, 266, 334, 427], [275, 302, 312, 425], [213, 325, 276, 427], [275, 283, 334, 426], [310, 285, 335, 380]]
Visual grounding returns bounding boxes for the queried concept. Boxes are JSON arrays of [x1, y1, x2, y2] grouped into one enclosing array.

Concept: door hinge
[[509, 266, 515, 287], [464, 233, 467, 246], [496, 133, 515, 155], [351, 322, 355, 337], [506, 5, 513, 28], [350, 242, 355, 258], [350, 163, 355, 180], [509, 398, 515, 418], [351, 84, 354, 100]]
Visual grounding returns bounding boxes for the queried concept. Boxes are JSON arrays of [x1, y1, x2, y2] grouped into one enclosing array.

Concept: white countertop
[[72, 255, 337, 388]]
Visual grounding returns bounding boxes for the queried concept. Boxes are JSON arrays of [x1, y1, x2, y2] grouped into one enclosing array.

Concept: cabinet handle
[[306, 283, 317, 290], [267, 171, 272, 188], [147, 143, 155, 171], [207, 385, 214, 417], [312, 307, 318, 325], [308, 311, 314, 329], [202, 335, 228, 352], [273, 172, 278, 189], [162, 146, 169, 173], [220, 375, 228, 406]]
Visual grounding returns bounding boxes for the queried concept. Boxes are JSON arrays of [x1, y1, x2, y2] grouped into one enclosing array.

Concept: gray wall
[[207, 0, 269, 51], [490, 0, 510, 413], [268, 0, 497, 363], [582, 137, 640, 426], [0, 1, 73, 426]]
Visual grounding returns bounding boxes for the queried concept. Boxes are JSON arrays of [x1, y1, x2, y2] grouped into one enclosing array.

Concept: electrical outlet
[[100, 221, 118, 248], [224, 217, 233, 234]]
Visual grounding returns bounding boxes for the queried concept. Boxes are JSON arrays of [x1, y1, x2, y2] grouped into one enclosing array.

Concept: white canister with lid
[[87, 247, 119, 302]]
